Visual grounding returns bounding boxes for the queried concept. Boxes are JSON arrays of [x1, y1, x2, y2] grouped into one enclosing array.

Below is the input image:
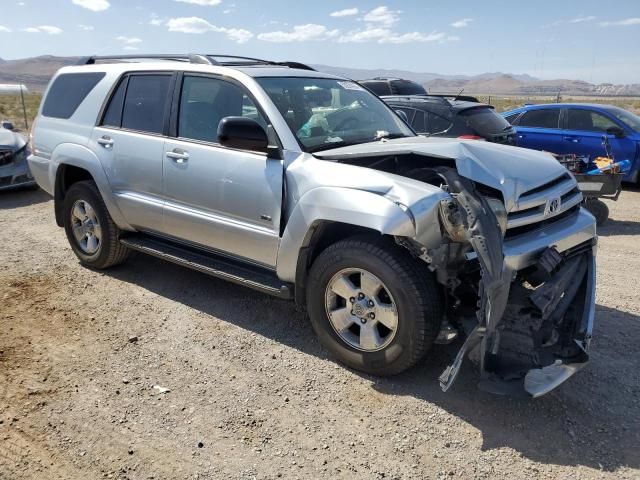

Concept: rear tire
[[583, 199, 609, 227], [63, 180, 129, 269], [306, 235, 442, 376]]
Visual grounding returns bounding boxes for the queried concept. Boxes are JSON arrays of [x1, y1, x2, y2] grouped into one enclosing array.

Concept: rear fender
[[51, 143, 132, 230]]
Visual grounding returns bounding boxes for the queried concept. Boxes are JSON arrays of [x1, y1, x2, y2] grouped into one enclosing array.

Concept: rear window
[[459, 107, 511, 136], [389, 80, 427, 95], [360, 81, 392, 96], [518, 109, 560, 129], [42, 72, 105, 119]]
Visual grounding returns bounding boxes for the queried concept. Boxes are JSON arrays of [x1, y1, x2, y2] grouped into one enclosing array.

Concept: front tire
[[63, 180, 129, 269], [583, 199, 609, 226], [306, 236, 442, 376]]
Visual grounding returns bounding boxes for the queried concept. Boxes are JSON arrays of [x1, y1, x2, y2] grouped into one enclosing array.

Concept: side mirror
[[1, 120, 15, 131], [606, 125, 625, 138], [395, 110, 409, 123], [217, 117, 269, 153]]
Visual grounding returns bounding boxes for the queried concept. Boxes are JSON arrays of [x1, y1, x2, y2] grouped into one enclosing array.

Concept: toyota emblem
[[547, 197, 561, 215]]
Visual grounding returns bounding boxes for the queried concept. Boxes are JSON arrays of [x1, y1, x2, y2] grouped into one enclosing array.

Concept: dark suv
[[383, 95, 516, 145]]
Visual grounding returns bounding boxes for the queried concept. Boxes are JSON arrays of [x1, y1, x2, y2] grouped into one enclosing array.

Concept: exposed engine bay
[[326, 151, 595, 397]]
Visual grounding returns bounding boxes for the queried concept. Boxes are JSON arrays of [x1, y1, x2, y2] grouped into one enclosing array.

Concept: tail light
[[458, 135, 485, 140]]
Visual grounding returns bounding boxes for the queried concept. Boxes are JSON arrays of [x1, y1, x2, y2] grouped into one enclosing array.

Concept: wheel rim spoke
[[72, 203, 85, 221], [72, 224, 85, 243], [359, 323, 383, 350], [329, 307, 355, 332], [375, 304, 398, 331], [85, 234, 99, 254], [330, 275, 358, 300], [360, 271, 382, 297]]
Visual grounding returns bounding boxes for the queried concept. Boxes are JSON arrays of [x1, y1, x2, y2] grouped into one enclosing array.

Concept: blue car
[[502, 103, 640, 184]]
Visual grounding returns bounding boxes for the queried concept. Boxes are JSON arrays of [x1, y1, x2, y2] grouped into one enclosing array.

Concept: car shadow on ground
[[104, 253, 639, 473], [598, 218, 640, 236], [0, 187, 50, 210]]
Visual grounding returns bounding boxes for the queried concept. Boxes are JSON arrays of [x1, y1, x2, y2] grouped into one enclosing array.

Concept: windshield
[[605, 107, 640, 132], [459, 107, 513, 136], [256, 77, 415, 152]]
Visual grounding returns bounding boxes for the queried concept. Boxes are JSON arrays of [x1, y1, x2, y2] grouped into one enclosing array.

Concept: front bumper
[[0, 148, 36, 191]]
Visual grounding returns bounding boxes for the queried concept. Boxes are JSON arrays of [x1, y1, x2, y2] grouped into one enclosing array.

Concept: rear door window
[[504, 112, 520, 124], [459, 107, 511, 136], [120, 74, 172, 134], [518, 109, 560, 129], [42, 72, 105, 119]]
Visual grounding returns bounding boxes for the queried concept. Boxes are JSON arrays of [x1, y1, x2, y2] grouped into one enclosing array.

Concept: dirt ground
[[1, 187, 639, 480]]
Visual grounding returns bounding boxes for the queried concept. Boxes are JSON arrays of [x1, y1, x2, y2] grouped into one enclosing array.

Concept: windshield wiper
[[376, 132, 411, 140]]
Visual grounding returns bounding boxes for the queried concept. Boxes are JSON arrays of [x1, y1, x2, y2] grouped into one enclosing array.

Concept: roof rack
[[76, 54, 316, 71]]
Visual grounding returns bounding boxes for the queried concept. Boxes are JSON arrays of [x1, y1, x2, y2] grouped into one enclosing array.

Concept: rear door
[[161, 73, 283, 267], [91, 72, 174, 232], [513, 107, 564, 153], [561, 107, 636, 163]]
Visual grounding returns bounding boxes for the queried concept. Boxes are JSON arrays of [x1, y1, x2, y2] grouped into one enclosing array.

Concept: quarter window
[[119, 74, 171, 134], [567, 109, 618, 132], [178, 75, 267, 143], [102, 77, 127, 127], [42, 72, 105, 119], [518, 109, 560, 129], [428, 113, 452, 134]]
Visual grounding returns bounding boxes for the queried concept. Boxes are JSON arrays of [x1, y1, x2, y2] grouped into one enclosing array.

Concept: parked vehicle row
[[26, 55, 597, 397]]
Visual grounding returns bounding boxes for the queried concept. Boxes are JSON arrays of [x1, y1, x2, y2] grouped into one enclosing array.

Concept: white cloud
[[339, 27, 457, 44], [363, 6, 400, 27], [22, 25, 63, 34], [330, 8, 358, 17], [451, 18, 473, 28], [116, 36, 142, 45], [78, 24, 94, 31], [71, 0, 110, 12], [569, 15, 596, 23], [599, 17, 640, 26], [123, 46, 139, 51], [174, 0, 221, 5], [17, 2, 26, 6], [166, 17, 253, 43], [0, 25, 12, 32], [257, 24, 339, 42], [150, 14, 164, 26]]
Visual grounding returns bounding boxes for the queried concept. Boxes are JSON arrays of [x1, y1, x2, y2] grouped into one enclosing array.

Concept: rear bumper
[[27, 153, 53, 194]]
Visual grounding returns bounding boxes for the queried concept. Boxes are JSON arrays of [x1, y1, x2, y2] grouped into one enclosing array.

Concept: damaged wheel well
[[294, 221, 387, 309]]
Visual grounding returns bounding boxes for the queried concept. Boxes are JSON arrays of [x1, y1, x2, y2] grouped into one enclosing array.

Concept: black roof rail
[[76, 54, 316, 71]]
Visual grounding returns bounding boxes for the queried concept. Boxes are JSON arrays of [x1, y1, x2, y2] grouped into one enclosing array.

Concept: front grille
[[0, 149, 15, 167], [506, 173, 583, 232]]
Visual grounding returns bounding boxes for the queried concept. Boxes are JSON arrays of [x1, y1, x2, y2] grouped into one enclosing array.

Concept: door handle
[[517, 134, 525, 138], [97, 136, 114, 147], [166, 149, 189, 163], [563, 136, 579, 143]]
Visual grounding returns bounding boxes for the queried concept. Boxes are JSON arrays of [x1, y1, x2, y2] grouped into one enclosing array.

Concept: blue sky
[[1, 0, 639, 83]]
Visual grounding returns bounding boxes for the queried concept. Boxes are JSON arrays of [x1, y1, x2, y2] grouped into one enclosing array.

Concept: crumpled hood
[[0, 127, 26, 151], [314, 136, 569, 211]]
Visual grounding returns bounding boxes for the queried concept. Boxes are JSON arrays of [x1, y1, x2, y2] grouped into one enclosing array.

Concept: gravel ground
[[1, 187, 639, 480]]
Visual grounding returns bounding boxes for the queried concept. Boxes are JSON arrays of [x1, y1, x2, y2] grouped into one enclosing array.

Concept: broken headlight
[[486, 198, 508, 236]]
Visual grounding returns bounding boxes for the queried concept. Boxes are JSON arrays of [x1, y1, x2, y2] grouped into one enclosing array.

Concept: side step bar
[[120, 235, 293, 299]]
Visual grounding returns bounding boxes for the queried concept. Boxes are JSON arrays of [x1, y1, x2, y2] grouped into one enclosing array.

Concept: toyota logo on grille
[[547, 197, 561, 215]]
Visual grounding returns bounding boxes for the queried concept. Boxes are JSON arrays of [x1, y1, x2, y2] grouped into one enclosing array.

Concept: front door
[[162, 74, 283, 267], [91, 72, 174, 232], [561, 108, 637, 172]]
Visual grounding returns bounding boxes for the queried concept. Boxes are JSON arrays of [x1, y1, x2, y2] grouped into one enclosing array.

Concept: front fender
[[276, 186, 416, 282], [50, 143, 132, 230]]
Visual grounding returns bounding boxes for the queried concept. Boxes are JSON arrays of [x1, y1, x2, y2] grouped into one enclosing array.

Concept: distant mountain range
[[1, 55, 639, 96]]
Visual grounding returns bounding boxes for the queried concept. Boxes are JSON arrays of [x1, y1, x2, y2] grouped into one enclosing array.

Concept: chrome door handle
[[166, 150, 189, 163], [97, 136, 114, 147], [564, 137, 579, 143]]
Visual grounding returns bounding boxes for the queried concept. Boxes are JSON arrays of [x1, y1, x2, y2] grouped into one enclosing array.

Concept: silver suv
[[28, 54, 597, 397]]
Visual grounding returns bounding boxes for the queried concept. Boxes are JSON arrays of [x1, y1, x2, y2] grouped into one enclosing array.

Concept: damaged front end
[[417, 167, 595, 397]]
